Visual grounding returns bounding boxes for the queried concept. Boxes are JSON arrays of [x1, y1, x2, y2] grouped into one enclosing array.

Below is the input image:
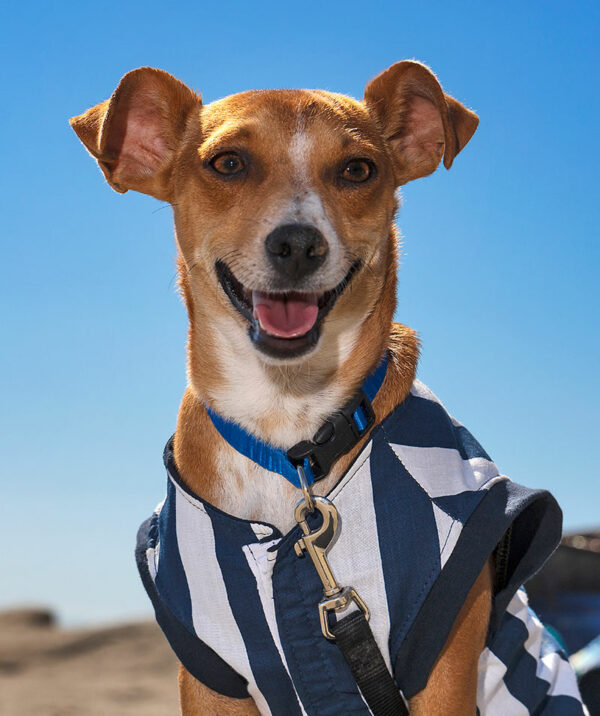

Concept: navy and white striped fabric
[[136, 380, 585, 714]]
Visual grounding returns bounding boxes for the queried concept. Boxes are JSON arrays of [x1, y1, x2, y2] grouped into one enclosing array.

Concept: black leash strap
[[331, 610, 409, 716]]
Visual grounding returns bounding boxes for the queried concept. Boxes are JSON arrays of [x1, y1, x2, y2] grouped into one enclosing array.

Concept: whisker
[[167, 272, 179, 291], [152, 202, 176, 214]]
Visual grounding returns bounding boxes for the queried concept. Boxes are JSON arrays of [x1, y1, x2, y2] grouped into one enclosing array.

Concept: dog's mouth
[[215, 260, 361, 359]]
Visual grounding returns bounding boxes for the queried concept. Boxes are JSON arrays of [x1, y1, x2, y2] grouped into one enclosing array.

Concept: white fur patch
[[288, 130, 312, 184], [209, 314, 345, 445], [261, 128, 344, 284]]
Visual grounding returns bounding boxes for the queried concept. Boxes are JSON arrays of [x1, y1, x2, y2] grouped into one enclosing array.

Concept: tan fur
[[410, 561, 493, 715], [71, 62, 486, 714], [179, 665, 261, 716]]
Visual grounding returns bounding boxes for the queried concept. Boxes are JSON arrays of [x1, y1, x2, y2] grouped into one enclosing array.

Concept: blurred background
[[1, 0, 599, 713]]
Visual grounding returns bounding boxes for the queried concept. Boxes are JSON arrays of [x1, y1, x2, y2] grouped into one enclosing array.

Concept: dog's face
[[71, 63, 477, 372], [175, 89, 399, 362]]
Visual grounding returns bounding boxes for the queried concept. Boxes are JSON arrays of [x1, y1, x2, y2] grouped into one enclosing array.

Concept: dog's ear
[[70, 67, 200, 201], [364, 61, 478, 185]]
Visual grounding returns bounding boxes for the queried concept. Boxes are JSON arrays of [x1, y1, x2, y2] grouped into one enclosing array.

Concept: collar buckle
[[287, 389, 376, 481]]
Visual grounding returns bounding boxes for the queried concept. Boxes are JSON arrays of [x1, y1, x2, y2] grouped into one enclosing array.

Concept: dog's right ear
[[70, 67, 200, 202]]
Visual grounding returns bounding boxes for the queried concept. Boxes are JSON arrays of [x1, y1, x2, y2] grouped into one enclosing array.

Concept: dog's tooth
[[251, 290, 261, 322]]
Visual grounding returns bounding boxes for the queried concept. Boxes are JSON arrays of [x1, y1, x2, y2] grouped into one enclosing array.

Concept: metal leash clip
[[294, 492, 369, 640], [296, 463, 315, 514]]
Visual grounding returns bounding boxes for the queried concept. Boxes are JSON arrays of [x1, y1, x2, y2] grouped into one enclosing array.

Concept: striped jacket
[[136, 380, 585, 714]]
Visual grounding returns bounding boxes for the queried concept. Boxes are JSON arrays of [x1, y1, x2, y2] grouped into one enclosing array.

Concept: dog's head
[[71, 62, 477, 395]]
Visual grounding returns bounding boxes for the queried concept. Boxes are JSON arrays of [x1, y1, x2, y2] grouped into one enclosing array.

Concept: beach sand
[[0, 608, 180, 715]]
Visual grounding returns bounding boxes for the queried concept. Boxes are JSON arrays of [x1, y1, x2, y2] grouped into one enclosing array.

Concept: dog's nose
[[265, 224, 328, 281]]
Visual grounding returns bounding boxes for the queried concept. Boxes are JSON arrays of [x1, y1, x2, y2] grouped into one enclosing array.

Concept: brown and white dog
[[71, 61, 490, 715]]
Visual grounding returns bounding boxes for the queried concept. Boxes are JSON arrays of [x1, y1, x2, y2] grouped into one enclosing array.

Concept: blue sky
[[1, 1, 598, 625]]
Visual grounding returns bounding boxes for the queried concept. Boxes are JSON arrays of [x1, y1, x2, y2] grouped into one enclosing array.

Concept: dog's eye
[[210, 153, 245, 176], [341, 159, 373, 183]]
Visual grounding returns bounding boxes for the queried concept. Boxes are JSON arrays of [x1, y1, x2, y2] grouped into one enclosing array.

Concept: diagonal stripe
[[477, 647, 529, 715], [507, 590, 583, 701], [410, 379, 443, 404], [433, 490, 487, 522], [385, 392, 491, 460], [369, 433, 441, 672], [487, 593, 584, 712], [430, 501, 461, 567], [389, 443, 499, 498]]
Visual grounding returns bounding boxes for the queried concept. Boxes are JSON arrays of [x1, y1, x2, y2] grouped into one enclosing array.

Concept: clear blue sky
[[1, 1, 598, 626]]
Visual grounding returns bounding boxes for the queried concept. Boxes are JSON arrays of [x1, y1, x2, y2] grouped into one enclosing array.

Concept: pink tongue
[[252, 291, 319, 338]]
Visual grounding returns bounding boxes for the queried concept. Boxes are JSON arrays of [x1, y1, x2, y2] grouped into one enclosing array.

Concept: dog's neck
[[173, 243, 419, 530], [193, 320, 381, 448]]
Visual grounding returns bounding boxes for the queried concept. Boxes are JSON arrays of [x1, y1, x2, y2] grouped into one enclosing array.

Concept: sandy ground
[[0, 608, 180, 716]]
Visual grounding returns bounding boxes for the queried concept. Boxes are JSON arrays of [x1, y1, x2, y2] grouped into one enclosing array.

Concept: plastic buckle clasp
[[287, 390, 375, 481]]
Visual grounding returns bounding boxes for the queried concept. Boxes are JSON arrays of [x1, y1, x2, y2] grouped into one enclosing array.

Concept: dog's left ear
[[364, 61, 478, 185]]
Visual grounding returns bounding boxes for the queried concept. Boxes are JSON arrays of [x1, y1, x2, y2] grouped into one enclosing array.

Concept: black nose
[[265, 224, 328, 282]]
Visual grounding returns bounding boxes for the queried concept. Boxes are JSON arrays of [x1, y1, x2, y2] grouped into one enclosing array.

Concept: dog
[[71, 62, 584, 715]]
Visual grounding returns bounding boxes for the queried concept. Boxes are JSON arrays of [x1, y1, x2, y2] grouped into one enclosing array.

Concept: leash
[[294, 495, 409, 715], [331, 612, 409, 715], [207, 353, 409, 714]]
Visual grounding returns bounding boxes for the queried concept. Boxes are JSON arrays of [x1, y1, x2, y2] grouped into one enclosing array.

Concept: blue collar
[[205, 354, 388, 488]]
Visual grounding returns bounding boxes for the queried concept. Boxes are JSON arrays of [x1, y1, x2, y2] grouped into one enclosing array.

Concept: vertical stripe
[[208, 512, 303, 716], [146, 545, 158, 581], [273, 536, 371, 715], [145, 499, 164, 582], [155, 481, 193, 629], [327, 441, 393, 672], [140, 387, 584, 714], [270, 440, 376, 714], [243, 542, 308, 716], [174, 488, 271, 715], [137, 514, 249, 698]]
